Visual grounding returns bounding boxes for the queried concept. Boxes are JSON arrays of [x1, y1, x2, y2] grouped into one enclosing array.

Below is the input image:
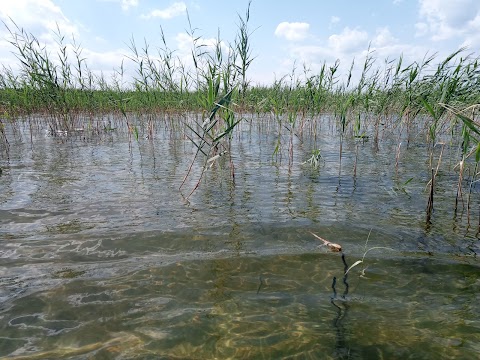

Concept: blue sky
[[1, 0, 479, 86]]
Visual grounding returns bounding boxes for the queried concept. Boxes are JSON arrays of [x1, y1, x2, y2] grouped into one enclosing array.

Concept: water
[[0, 115, 479, 359]]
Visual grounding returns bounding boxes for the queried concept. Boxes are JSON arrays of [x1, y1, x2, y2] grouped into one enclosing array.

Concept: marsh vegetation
[[0, 4, 480, 358], [1, 6, 479, 217]]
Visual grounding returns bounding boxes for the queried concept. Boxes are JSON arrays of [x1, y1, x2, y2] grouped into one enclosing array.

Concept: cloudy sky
[[0, 0, 479, 86]]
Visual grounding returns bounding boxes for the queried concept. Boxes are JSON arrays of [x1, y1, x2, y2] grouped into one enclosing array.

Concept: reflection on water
[[0, 115, 479, 359]]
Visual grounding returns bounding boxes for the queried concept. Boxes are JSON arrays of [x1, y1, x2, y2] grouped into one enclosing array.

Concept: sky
[[0, 0, 479, 87]]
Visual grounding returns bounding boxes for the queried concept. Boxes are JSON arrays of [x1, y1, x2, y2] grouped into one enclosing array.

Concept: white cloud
[[0, 0, 78, 39], [173, 32, 230, 73], [328, 27, 369, 53], [0, 0, 131, 86], [271, 22, 436, 89], [83, 47, 126, 70], [290, 45, 332, 64], [416, 0, 480, 41], [121, 0, 138, 11], [330, 16, 340, 25], [97, 0, 138, 11], [274, 22, 310, 41], [459, 13, 480, 49], [270, 27, 371, 84], [175, 32, 226, 53], [371, 27, 397, 48], [414, 22, 428, 37], [141, 2, 187, 20], [0, 0, 80, 71]]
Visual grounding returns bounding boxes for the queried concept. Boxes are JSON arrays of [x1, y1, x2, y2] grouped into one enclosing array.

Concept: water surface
[[0, 115, 479, 359]]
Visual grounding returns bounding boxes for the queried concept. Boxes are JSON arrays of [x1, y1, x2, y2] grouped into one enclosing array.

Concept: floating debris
[[309, 231, 342, 252]]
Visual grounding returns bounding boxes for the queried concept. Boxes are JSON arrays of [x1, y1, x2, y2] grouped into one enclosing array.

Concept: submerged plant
[[344, 230, 393, 276], [302, 149, 323, 168]]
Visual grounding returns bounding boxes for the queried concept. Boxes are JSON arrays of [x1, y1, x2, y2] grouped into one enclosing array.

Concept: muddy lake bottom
[[0, 115, 479, 359]]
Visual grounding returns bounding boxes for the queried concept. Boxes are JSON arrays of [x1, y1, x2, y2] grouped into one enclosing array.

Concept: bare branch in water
[[309, 231, 342, 252]]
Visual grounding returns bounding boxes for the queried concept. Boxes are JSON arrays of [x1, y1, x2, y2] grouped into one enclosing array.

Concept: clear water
[[0, 115, 479, 359]]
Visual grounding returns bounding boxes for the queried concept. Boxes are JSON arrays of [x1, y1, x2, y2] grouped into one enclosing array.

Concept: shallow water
[[0, 115, 479, 359]]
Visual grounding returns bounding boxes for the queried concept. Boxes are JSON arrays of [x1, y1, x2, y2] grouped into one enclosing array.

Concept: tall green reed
[[235, 0, 255, 99]]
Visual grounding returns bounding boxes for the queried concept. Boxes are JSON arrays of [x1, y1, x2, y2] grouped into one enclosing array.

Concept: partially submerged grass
[[0, 5, 479, 222], [344, 230, 393, 276]]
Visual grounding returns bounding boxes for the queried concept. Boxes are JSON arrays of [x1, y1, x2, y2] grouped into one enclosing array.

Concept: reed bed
[[0, 12, 478, 122], [1, 22, 479, 127], [0, 5, 479, 226]]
